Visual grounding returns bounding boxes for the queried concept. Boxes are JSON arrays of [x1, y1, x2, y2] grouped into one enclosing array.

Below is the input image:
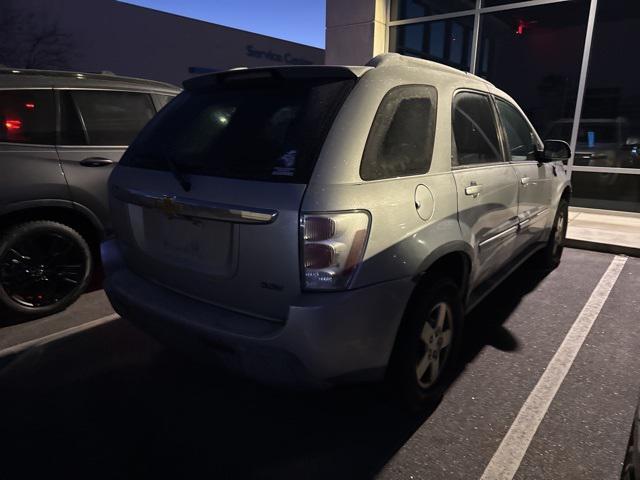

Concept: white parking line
[[480, 254, 628, 480], [0, 313, 120, 359]]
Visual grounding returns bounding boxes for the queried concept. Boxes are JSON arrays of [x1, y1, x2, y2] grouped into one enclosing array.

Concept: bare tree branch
[[0, 1, 75, 69]]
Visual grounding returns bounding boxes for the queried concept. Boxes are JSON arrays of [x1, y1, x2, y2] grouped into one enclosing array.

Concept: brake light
[[5, 119, 22, 130], [301, 212, 370, 290], [25, 103, 35, 109]]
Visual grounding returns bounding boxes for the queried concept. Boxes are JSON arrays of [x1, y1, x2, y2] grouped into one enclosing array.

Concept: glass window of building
[[386, 0, 640, 212], [571, 0, 640, 212], [477, 1, 590, 142], [389, 16, 474, 71], [390, 0, 476, 21], [482, 0, 523, 7]]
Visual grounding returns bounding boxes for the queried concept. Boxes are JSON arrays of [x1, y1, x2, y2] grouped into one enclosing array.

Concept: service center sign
[[246, 45, 314, 65]]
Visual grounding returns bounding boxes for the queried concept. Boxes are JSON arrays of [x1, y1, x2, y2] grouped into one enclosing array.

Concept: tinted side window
[[452, 91, 502, 166], [0, 90, 55, 144], [361, 85, 437, 181], [69, 91, 156, 146], [60, 91, 87, 145], [495, 98, 540, 161]]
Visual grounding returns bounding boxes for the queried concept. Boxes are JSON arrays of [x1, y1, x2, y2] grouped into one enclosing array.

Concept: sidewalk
[[566, 207, 640, 257]]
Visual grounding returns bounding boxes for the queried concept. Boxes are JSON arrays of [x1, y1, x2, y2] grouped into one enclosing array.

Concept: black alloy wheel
[[0, 221, 92, 317]]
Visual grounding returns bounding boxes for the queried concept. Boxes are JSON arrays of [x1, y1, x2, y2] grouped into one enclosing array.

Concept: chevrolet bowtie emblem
[[158, 196, 180, 217]]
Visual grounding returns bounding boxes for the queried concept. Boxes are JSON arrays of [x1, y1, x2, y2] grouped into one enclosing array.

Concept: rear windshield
[[121, 76, 355, 183]]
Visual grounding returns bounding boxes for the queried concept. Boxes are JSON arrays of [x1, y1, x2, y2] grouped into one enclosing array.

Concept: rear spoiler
[[183, 66, 359, 91]]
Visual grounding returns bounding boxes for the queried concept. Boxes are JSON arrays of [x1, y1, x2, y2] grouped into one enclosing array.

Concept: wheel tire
[[538, 198, 569, 271], [388, 277, 464, 411], [0, 221, 93, 318]]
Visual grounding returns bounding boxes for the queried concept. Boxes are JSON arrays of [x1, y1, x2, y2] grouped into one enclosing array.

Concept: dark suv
[[0, 68, 179, 317]]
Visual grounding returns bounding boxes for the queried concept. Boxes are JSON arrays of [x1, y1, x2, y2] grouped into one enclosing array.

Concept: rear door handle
[[80, 157, 114, 167], [520, 176, 531, 185], [465, 183, 483, 197]]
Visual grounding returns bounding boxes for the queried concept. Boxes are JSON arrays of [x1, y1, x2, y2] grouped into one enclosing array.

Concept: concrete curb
[[566, 238, 640, 258]]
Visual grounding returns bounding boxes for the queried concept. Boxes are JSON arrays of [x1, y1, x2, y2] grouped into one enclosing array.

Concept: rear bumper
[[101, 239, 414, 387]]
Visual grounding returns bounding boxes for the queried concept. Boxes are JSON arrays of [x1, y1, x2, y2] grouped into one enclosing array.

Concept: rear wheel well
[[413, 251, 471, 304], [386, 251, 470, 386], [0, 207, 103, 260]]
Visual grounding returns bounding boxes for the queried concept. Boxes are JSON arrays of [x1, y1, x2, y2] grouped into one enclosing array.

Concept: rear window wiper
[[163, 152, 191, 192], [129, 152, 191, 192]]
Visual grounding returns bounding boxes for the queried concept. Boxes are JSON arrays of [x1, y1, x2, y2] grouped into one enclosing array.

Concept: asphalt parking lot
[[0, 248, 639, 479]]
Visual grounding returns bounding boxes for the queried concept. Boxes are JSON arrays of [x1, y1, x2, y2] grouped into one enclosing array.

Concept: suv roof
[[179, 53, 503, 103], [0, 67, 180, 94], [365, 53, 486, 83]]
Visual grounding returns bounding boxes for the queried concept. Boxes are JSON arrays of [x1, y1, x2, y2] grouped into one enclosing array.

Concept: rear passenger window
[[61, 90, 155, 146], [360, 85, 437, 181], [0, 90, 55, 145], [452, 92, 502, 166]]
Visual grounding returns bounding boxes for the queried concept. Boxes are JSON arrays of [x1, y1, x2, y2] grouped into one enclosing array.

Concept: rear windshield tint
[[121, 76, 355, 183]]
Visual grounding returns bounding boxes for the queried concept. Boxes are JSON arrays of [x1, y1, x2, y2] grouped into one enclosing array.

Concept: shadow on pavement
[[0, 261, 550, 479], [461, 259, 550, 359]]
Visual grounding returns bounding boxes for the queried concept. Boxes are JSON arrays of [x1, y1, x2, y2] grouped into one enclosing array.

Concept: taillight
[[301, 211, 370, 291], [4, 119, 22, 131]]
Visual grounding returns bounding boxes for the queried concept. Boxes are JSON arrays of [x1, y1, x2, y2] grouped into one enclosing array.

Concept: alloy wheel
[[416, 301, 454, 389], [0, 232, 86, 308]]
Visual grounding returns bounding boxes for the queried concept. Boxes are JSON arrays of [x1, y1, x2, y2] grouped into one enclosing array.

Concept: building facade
[[1, 0, 323, 86], [326, 0, 640, 213]]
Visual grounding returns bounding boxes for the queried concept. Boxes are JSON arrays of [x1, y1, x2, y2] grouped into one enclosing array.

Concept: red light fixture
[[25, 103, 35, 109], [5, 119, 22, 130], [516, 19, 537, 35]]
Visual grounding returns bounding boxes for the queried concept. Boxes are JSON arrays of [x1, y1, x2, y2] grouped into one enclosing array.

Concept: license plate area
[[128, 204, 237, 278]]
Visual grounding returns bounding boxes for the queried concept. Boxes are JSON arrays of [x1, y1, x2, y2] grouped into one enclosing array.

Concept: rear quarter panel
[[303, 66, 483, 288], [302, 173, 463, 288]]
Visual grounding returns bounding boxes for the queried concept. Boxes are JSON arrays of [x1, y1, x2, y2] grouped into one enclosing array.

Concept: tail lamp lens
[[4, 119, 22, 131], [301, 212, 370, 290], [304, 243, 335, 269], [304, 216, 335, 241]]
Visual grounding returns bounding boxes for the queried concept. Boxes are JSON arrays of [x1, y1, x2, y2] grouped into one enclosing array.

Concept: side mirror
[[622, 137, 640, 151], [541, 139, 571, 162]]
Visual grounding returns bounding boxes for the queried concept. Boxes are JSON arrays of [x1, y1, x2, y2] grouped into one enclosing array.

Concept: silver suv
[[0, 68, 178, 318], [102, 54, 571, 405]]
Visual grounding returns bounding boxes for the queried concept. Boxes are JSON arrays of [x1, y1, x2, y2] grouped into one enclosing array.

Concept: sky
[[120, 0, 326, 48]]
